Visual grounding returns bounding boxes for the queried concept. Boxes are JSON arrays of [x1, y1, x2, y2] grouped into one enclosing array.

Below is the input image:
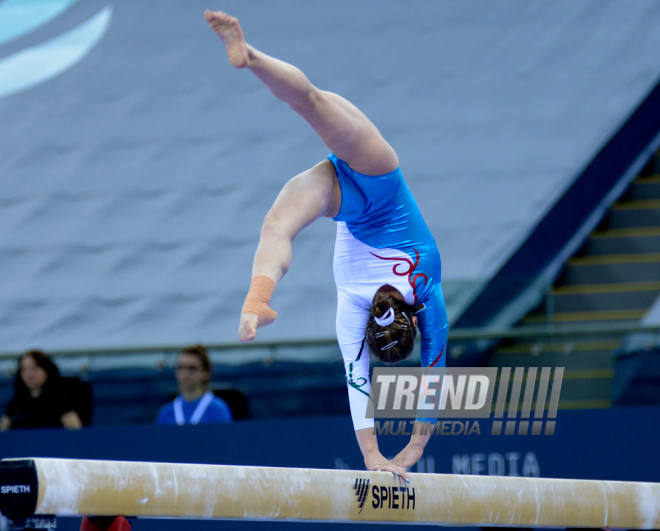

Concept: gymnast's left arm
[[336, 291, 410, 480], [391, 288, 449, 469]]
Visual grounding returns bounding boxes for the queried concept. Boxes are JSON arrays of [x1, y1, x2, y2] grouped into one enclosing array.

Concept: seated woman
[[205, 11, 449, 481], [0, 350, 83, 431]]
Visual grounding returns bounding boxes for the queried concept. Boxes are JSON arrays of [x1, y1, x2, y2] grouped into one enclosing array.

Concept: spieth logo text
[[353, 478, 415, 513], [0, 485, 31, 494], [366, 367, 564, 436]]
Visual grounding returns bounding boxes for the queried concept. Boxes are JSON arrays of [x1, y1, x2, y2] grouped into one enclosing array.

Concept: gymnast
[[205, 10, 448, 481]]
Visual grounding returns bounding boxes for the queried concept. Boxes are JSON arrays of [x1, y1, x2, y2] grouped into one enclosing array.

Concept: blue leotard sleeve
[[417, 284, 449, 369], [416, 284, 448, 424]]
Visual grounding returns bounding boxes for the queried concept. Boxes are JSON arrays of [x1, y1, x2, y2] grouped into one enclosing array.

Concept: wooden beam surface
[[1, 458, 659, 528]]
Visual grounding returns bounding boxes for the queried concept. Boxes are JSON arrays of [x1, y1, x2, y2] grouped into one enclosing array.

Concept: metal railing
[[0, 323, 658, 374]]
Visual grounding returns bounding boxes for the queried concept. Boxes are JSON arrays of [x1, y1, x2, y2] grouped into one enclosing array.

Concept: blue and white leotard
[[329, 153, 449, 431]]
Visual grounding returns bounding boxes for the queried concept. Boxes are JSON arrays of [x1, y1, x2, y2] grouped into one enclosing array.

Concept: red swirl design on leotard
[[370, 248, 428, 305]]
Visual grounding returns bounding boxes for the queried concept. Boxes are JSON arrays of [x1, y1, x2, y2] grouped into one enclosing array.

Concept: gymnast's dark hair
[[366, 293, 417, 364]]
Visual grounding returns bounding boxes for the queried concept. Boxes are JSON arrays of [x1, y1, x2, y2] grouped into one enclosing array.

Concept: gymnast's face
[[175, 353, 210, 394], [20, 355, 48, 393]]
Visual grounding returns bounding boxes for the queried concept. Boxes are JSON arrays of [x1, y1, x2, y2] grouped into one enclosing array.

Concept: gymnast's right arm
[[390, 287, 448, 469]]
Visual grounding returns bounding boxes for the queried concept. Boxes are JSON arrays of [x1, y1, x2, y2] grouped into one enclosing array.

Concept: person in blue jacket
[[205, 10, 448, 481], [156, 345, 232, 425]]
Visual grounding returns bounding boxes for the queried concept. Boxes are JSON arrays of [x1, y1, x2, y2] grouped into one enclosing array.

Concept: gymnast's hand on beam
[[364, 452, 410, 483]]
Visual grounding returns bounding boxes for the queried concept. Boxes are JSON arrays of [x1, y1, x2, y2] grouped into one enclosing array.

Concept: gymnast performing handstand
[[205, 10, 448, 481]]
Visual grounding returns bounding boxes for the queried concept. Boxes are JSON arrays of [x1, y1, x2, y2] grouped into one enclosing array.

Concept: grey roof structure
[[2, 0, 660, 351]]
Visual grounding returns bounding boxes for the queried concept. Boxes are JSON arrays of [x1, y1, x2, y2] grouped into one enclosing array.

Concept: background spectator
[[156, 345, 233, 425], [0, 350, 83, 431]]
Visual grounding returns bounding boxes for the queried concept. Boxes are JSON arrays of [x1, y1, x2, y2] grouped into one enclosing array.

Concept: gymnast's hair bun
[[366, 292, 417, 364], [374, 307, 395, 326]]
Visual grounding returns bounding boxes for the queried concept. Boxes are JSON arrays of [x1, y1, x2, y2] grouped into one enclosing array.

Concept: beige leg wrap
[[241, 275, 278, 326]]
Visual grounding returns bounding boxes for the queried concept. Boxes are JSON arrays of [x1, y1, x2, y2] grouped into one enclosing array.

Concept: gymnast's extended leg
[[204, 11, 398, 341], [204, 11, 398, 175]]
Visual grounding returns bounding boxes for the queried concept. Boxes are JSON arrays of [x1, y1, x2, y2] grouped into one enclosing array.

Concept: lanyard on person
[[173, 391, 214, 426]]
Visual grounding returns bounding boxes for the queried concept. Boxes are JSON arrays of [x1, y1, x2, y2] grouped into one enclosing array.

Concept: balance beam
[[1, 458, 659, 528]]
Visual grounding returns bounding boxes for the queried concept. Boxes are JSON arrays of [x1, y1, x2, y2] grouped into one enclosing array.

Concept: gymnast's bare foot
[[238, 312, 258, 342], [238, 308, 277, 342], [204, 10, 248, 68]]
